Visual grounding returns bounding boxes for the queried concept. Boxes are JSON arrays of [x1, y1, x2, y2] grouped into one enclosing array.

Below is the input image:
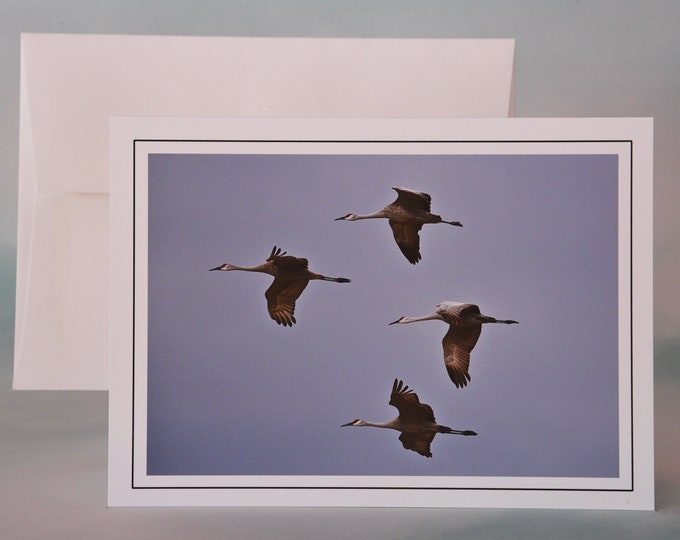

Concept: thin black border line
[[134, 138, 633, 146], [131, 140, 137, 491], [629, 139, 635, 493], [130, 485, 629, 492], [130, 137, 635, 494]]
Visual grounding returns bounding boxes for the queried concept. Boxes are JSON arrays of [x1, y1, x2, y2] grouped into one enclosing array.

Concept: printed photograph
[[142, 147, 621, 481]]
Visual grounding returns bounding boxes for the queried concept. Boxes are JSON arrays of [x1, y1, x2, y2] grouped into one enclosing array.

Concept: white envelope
[[14, 34, 515, 390]]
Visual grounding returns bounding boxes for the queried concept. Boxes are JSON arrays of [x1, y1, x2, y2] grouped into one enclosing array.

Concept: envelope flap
[[22, 34, 515, 194]]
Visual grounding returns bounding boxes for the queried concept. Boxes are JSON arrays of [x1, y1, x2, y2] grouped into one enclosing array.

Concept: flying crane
[[335, 186, 462, 264], [342, 378, 477, 458], [210, 246, 351, 327], [389, 301, 518, 388]]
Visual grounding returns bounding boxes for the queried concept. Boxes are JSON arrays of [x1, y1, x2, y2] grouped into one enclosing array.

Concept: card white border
[[109, 117, 653, 509]]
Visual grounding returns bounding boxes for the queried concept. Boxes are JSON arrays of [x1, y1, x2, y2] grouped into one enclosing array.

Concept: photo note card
[[108, 117, 653, 509]]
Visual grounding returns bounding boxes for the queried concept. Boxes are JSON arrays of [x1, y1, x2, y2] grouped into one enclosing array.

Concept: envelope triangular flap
[[21, 34, 515, 195]]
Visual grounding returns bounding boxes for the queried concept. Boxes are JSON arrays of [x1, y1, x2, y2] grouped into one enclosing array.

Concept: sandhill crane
[[210, 246, 351, 327], [341, 378, 476, 458], [389, 301, 518, 388], [335, 186, 462, 264]]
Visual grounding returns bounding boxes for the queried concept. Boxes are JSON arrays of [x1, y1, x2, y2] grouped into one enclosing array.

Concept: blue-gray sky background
[[146, 149, 619, 478]]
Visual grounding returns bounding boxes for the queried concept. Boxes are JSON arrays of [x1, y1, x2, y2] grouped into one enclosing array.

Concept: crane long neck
[[399, 313, 444, 324], [362, 419, 398, 430], [230, 264, 273, 275], [354, 210, 389, 220]]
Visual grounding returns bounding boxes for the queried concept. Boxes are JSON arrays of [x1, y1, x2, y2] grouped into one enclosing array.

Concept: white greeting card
[[108, 117, 653, 509]]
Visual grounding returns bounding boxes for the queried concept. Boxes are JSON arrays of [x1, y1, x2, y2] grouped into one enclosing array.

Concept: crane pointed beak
[[334, 215, 347, 221], [209, 266, 222, 271], [388, 318, 403, 325], [340, 422, 354, 427]]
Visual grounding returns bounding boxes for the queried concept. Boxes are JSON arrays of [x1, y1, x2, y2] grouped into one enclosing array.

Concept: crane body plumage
[[210, 246, 350, 327], [342, 379, 476, 457], [335, 186, 462, 264], [389, 301, 518, 388]]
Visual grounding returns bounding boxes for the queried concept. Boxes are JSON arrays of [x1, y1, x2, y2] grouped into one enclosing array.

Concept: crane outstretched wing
[[389, 379, 436, 423], [264, 277, 309, 327], [268, 246, 309, 270], [442, 324, 482, 388], [388, 221, 422, 264], [398, 431, 436, 458], [392, 187, 432, 212]]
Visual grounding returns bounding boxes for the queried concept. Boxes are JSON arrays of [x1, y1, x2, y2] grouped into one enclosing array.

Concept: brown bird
[[389, 301, 518, 388], [335, 186, 462, 264], [210, 246, 350, 326], [342, 378, 477, 458]]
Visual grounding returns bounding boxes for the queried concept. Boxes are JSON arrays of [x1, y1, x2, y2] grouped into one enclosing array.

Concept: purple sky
[[145, 149, 620, 478]]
